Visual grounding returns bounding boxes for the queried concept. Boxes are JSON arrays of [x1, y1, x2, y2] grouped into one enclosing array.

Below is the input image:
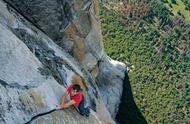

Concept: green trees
[[183, 0, 190, 10], [177, 10, 185, 18], [100, 0, 190, 123], [171, 0, 177, 4]]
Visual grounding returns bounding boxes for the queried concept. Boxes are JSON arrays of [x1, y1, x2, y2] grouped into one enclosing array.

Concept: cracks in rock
[[0, 1, 111, 123], [10, 28, 67, 87], [13, 26, 98, 91], [11, 27, 99, 105], [24, 109, 56, 124], [83, 0, 92, 11], [3, 0, 99, 94], [0, 79, 35, 90], [57, 0, 72, 31], [3, 0, 48, 36], [2, 4, 99, 112]]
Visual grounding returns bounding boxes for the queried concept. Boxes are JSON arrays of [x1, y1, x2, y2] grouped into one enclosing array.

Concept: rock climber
[[57, 84, 90, 117]]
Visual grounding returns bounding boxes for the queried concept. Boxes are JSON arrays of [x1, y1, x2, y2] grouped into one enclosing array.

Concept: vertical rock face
[[96, 55, 126, 118], [0, 0, 126, 123], [4, 0, 103, 71], [0, 17, 64, 123]]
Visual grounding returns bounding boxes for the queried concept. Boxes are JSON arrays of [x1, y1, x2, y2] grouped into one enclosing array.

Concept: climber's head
[[70, 84, 81, 96]]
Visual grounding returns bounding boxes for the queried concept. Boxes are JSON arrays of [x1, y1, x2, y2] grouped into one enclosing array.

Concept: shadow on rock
[[116, 71, 148, 124]]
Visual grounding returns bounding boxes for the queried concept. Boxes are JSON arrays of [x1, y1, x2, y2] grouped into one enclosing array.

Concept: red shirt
[[66, 84, 82, 107]]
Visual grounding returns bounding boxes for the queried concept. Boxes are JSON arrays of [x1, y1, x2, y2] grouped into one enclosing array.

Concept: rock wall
[[4, 0, 103, 71], [96, 55, 126, 118], [0, 0, 126, 123]]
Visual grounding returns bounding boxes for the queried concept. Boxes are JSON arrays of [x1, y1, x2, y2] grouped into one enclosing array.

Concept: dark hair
[[72, 84, 81, 92]]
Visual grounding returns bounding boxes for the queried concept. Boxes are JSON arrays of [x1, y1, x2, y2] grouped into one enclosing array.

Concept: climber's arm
[[58, 90, 76, 109], [60, 90, 69, 105], [59, 100, 76, 109]]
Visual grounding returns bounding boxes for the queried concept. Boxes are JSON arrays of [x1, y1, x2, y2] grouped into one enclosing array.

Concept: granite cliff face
[[0, 0, 126, 123]]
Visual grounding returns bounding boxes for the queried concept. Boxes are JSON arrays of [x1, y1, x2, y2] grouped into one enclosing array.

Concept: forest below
[[100, 0, 190, 123]]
